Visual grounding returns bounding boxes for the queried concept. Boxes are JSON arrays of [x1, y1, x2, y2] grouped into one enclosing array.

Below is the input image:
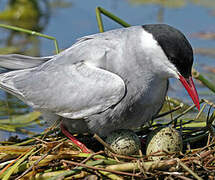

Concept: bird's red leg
[[60, 123, 91, 153]]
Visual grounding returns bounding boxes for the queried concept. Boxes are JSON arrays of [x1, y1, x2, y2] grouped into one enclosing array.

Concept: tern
[[0, 24, 199, 152]]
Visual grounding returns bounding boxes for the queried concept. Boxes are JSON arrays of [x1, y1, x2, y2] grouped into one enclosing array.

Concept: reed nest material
[[0, 98, 215, 180], [0, 133, 214, 180]]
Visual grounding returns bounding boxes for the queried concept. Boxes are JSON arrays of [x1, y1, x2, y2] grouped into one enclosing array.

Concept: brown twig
[[15, 142, 64, 180], [205, 156, 215, 167], [177, 159, 203, 180], [93, 133, 115, 153], [174, 175, 193, 180]]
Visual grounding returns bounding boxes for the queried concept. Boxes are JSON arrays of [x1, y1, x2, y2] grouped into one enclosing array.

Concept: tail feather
[[0, 70, 27, 101], [0, 54, 54, 70]]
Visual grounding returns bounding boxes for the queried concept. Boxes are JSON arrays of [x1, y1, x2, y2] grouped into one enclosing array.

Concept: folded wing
[[0, 62, 126, 119]]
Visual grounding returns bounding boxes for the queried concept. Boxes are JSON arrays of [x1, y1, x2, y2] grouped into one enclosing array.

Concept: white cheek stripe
[[140, 29, 179, 79], [141, 30, 159, 49]]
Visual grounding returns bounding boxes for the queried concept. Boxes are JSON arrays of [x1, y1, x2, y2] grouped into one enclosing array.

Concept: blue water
[[0, 0, 215, 139]]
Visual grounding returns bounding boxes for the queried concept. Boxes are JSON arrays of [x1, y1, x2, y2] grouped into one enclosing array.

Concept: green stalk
[[192, 68, 215, 93], [95, 7, 131, 33], [96, 7, 104, 33], [2, 147, 36, 180], [0, 23, 59, 54]]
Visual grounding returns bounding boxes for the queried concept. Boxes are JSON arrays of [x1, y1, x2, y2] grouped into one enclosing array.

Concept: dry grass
[[0, 98, 214, 180]]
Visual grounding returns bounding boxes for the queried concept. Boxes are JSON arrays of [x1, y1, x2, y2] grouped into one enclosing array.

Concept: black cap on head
[[142, 24, 193, 78]]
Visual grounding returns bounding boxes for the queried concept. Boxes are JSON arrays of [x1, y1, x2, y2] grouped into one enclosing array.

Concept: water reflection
[[0, 0, 51, 55], [0, 0, 42, 30], [128, 0, 186, 8], [128, 0, 215, 9], [0, 0, 51, 139]]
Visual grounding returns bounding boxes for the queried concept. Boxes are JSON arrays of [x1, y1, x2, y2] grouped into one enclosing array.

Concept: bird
[[0, 24, 199, 152]]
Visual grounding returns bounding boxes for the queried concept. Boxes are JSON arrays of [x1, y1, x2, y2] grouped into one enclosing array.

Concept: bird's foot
[[60, 123, 91, 153]]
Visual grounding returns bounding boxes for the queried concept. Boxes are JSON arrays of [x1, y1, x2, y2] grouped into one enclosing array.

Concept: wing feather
[[0, 30, 126, 119], [0, 62, 125, 119]]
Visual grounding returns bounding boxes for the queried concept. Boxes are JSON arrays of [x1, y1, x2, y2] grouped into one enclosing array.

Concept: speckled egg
[[146, 127, 183, 160], [105, 129, 141, 156]]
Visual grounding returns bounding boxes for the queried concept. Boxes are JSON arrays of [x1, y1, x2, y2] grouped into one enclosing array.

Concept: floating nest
[[0, 98, 214, 180]]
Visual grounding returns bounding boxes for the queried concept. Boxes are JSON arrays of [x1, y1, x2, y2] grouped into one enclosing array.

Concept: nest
[[0, 98, 214, 180]]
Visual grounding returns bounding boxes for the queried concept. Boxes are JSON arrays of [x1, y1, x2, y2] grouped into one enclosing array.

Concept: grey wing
[[0, 62, 125, 119]]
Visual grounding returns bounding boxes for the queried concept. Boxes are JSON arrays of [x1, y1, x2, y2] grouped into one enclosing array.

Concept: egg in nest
[[105, 129, 141, 156], [146, 127, 183, 160]]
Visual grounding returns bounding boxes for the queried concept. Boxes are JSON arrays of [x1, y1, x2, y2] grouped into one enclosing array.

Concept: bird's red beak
[[179, 75, 200, 110]]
